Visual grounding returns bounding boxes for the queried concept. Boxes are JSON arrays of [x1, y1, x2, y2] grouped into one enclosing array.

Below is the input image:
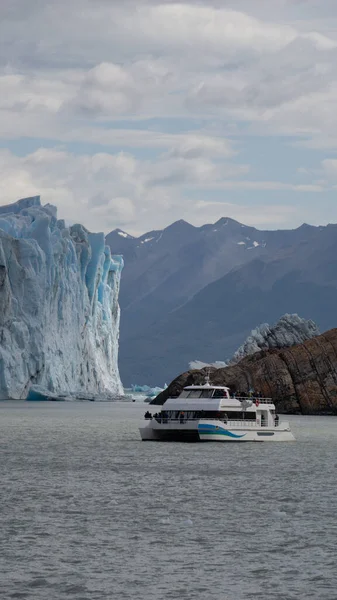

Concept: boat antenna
[[205, 368, 211, 386]]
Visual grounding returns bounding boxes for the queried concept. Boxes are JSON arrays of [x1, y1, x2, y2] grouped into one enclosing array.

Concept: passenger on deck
[[144, 411, 152, 419], [275, 414, 279, 427]]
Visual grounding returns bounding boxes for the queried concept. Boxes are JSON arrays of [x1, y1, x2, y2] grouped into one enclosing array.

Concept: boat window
[[179, 391, 189, 398], [202, 411, 222, 418], [212, 389, 227, 398], [227, 411, 256, 420], [200, 390, 213, 398], [186, 390, 202, 398], [159, 410, 257, 421]]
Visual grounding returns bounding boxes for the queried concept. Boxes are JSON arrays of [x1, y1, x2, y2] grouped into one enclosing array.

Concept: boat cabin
[[150, 384, 278, 428], [179, 385, 230, 399]]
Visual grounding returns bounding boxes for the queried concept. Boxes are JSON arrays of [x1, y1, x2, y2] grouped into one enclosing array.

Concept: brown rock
[[152, 328, 337, 414]]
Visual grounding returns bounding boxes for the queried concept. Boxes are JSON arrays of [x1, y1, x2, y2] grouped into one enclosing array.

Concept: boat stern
[[139, 420, 159, 441]]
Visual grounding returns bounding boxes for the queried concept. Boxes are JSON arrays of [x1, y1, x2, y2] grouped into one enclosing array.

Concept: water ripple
[[1, 402, 337, 599]]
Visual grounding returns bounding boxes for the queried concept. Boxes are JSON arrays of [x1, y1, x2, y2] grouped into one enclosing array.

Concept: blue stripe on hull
[[198, 424, 246, 439]]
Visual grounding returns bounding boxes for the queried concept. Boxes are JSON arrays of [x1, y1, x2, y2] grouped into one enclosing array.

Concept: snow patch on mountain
[[117, 230, 132, 239], [0, 196, 123, 399]]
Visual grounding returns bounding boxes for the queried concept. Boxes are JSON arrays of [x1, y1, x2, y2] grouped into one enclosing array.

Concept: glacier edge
[[0, 196, 124, 399]]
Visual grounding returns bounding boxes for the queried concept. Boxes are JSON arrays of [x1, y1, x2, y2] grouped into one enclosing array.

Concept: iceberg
[[123, 384, 167, 402], [131, 384, 166, 397], [0, 196, 124, 399]]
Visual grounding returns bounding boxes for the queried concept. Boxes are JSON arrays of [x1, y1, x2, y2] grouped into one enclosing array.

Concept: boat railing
[[234, 397, 273, 404], [154, 417, 199, 423], [153, 417, 259, 426]]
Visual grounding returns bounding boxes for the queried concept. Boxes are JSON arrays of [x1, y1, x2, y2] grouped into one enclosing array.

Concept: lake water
[[1, 401, 337, 600]]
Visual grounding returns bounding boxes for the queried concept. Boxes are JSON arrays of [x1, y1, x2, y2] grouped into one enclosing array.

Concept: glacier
[[189, 314, 319, 371], [0, 196, 124, 399], [189, 360, 228, 370], [230, 313, 320, 364]]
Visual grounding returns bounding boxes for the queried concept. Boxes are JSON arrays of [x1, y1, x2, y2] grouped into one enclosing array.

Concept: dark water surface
[[1, 402, 337, 600]]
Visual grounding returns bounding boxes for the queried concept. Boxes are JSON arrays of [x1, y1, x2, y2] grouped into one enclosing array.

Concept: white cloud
[[0, 0, 337, 234], [0, 3, 302, 67], [122, 5, 298, 56], [0, 71, 73, 114], [2, 1, 335, 68], [321, 159, 337, 181], [64, 63, 142, 117], [0, 149, 141, 231], [1, 2, 336, 138], [192, 181, 325, 192], [0, 146, 327, 235], [0, 145, 247, 229], [166, 134, 235, 159]]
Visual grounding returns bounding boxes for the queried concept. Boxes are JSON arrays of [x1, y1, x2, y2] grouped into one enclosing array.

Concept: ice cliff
[[0, 196, 124, 399], [230, 314, 320, 364], [189, 314, 319, 370]]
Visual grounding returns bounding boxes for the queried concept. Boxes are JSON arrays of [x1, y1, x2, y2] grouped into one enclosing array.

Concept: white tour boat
[[139, 380, 295, 442]]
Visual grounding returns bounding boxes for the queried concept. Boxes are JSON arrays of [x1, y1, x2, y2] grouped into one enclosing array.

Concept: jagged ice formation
[[0, 196, 123, 399], [189, 360, 228, 370], [230, 314, 320, 364], [190, 314, 319, 370]]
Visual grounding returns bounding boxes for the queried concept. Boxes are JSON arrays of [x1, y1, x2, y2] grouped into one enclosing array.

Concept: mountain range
[[106, 217, 337, 386]]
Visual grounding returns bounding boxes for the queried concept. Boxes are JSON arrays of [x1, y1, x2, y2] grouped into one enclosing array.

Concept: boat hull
[[139, 419, 295, 442]]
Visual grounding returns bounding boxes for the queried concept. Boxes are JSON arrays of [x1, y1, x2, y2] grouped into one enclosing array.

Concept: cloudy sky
[[1, 0, 337, 234]]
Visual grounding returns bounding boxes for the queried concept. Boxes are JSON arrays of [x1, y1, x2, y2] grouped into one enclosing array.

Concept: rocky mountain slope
[[152, 328, 337, 415], [107, 217, 337, 385]]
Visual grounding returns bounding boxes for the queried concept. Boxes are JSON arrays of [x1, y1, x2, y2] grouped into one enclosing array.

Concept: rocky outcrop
[[152, 328, 337, 414]]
